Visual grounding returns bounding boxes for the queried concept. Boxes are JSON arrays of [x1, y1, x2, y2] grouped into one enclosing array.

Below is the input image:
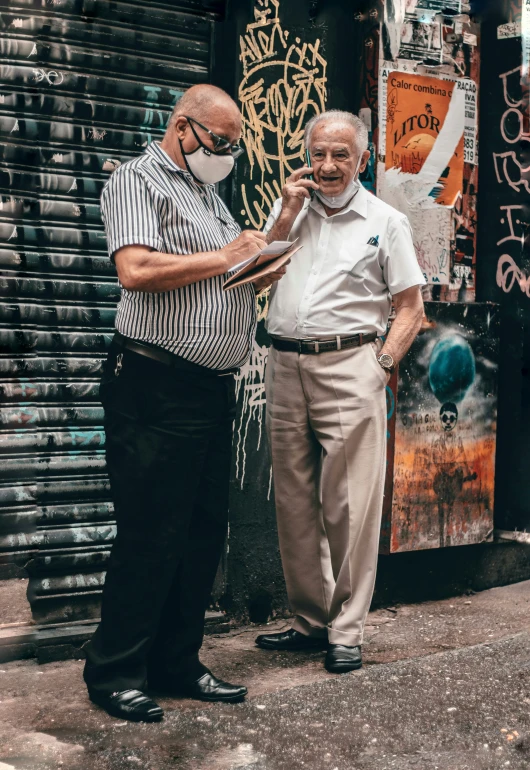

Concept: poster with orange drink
[[385, 72, 464, 207]]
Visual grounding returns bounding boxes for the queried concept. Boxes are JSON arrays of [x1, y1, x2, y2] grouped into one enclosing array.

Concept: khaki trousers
[[265, 341, 387, 647]]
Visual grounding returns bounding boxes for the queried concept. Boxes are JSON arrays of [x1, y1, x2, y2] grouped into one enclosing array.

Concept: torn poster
[[385, 71, 464, 206], [378, 59, 458, 158], [408, 206, 454, 283], [383, 0, 465, 62], [408, 0, 463, 17], [398, 17, 443, 61], [497, 21, 521, 39], [383, 0, 407, 62], [378, 157, 454, 284]]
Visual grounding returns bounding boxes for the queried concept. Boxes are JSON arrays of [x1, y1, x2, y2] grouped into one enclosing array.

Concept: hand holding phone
[[305, 148, 314, 198], [280, 156, 319, 217]]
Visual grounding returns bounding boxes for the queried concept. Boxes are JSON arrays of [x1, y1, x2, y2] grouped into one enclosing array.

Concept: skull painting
[[439, 402, 458, 432]]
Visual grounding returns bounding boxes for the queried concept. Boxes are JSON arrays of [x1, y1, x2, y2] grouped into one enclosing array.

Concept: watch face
[[378, 353, 394, 369]]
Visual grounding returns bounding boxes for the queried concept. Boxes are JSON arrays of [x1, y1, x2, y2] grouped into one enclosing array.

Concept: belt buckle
[[298, 339, 319, 354]]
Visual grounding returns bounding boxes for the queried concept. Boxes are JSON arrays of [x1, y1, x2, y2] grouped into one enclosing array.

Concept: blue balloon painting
[[428, 335, 476, 404]]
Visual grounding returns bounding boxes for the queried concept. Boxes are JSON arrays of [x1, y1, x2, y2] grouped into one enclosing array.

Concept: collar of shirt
[[308, 183, 369, 220]]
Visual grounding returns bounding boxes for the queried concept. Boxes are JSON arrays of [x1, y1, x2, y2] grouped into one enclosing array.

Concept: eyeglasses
[[184, 116, 245, 159]]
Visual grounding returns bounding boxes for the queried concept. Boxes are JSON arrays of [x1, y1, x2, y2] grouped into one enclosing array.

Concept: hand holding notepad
[[223, 239, 302, 291]]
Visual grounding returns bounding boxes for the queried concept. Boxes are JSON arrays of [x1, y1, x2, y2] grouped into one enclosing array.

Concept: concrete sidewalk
[[0, 581, 529, 769]]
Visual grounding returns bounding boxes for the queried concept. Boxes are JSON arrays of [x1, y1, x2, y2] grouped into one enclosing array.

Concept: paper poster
[[408, 206, 454, 283], [378, 64, 392, 159], [459, 78, 477, 165], [383, 0, 465, 62], [377, 159, 454, 284], [497, 21, 521, 39], [385, 71, 464, 206], [397, 18, 443, 60], [378, 59, 453, 158], [386, 302, 498, 553], [409, 0, 462, 14]]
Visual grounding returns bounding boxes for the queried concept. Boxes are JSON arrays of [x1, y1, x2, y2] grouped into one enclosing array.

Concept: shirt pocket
[[218, 215, 241, 237], [338, 243, 380, 278]]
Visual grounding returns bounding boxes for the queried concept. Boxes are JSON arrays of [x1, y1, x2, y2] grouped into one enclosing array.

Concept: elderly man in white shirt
[[255, 110, 425, 673]]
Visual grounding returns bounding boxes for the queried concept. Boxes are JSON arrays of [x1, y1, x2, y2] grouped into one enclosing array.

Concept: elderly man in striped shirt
[[83, 84, 285, 723]]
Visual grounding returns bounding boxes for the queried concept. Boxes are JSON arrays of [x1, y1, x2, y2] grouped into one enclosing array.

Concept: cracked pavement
[[0, 581, 529, 769]]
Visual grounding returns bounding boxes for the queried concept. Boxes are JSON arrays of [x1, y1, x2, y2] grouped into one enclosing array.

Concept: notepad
[[223, 239, 302, 291]]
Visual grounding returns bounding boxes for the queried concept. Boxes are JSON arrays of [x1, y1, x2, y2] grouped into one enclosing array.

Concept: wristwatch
[[377, 352, 395, 375]]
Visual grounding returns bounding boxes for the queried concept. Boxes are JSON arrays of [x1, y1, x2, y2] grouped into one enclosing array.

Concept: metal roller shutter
[[0, 0, 224, 628]]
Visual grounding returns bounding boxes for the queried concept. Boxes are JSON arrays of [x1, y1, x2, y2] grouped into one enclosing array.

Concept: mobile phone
[[304, 148, 314, 198]]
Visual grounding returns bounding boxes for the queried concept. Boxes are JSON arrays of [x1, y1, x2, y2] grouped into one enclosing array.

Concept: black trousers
[[83, 343, 236, 695]]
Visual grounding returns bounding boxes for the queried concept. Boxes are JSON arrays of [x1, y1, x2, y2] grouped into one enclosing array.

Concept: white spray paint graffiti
[[233, 297, 273, 494], [233, 337, 270, 489], [494, 65, 528, 297], [232, 0, 327, 496], [32, 68, 64, 86]]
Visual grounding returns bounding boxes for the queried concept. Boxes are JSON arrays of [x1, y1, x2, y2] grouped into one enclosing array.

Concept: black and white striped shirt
[[100, 141, 256, 370]]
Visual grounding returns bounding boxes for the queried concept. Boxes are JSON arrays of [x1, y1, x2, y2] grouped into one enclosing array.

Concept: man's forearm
[[115, 247, 229, 293], [266, 209, 297, 244], [381, 296, 424, 365]]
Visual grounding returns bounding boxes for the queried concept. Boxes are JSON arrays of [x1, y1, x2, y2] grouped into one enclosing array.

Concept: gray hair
[[304, 110, 369, 156]]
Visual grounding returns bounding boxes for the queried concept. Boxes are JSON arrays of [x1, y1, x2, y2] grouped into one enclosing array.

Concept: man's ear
[[173, 116, 188, 140], [359, 149, 371, 174]]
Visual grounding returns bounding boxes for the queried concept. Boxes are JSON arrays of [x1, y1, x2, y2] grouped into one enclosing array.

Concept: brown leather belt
[[270, 332, 378, 355], [113, 332, 239, 377]]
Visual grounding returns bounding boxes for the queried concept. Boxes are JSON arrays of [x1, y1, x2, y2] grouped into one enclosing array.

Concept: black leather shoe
[[89, 689, 164, 722], [151, 670, 247, 703], [256, 628, 328, 651], [325, 644, 362, 673]]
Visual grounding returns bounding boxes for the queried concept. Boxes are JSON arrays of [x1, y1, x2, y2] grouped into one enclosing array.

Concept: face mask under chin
[[315, 155, 363, 209], [180, 140, 235, 185]]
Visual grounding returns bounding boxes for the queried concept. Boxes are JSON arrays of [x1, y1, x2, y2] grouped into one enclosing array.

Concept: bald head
[[161, 84, 242, 172], [168, 84, 241, 133]]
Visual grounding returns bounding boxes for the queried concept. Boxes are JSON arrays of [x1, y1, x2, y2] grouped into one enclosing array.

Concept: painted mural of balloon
[[428, 334, 478, 547], [428, 334, 476, 431]]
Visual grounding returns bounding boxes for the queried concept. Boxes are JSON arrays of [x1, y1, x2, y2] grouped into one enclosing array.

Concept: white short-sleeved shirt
[[264, 185, 425, 339]]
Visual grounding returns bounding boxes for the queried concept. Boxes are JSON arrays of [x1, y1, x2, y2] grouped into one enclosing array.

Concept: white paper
[[228, 240, 296, 273], [458, 78, 478, 165], [408, 206, 454, 284], [377, 161, 454, 284], [259, 240, 293, 257], [228, 254, 259, 273], [497, 21, 521, 39]]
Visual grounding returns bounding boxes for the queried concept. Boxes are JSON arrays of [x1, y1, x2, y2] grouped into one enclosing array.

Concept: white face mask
[[315, 154, 363, 209], [181, 144, 234, 185]]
